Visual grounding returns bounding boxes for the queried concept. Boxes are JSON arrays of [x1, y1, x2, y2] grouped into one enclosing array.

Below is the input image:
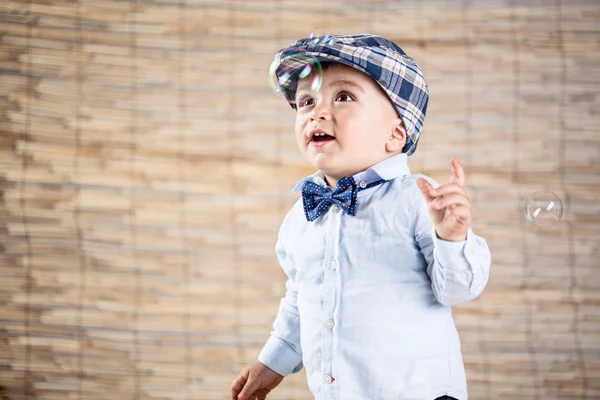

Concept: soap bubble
[[267, 53, 323, 105], [267, 57, 289, 99], [295, 57, 323, 92], [524, 190, 563, 228], [309, 29, 336, 46]]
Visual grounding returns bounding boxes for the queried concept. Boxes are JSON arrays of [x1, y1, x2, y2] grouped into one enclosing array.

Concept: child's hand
[[230, 360, 284, 400], [416, 158, 472, 242]]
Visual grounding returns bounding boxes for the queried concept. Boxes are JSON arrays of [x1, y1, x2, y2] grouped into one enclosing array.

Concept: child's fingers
[[449, 158, 466, 187], [237, 378, 260, 400], [230, 375, 247, 400], [429, 183, 466, 198], [416, 177, 436, 202], [446, 204, 472, 224], [431, 193, 471, 211]]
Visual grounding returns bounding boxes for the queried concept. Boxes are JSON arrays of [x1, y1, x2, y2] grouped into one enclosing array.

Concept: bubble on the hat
[[297, 55, 323, 93], [298, 64, 312, 79], [267, 57, 299, 104], [309, 30, 329, 38], [267, 53, 323, 105], [309, 29, 334, 46], [278, 71, 292, 85], [267, 57, 284, 97], [524, 190, 563, 229]]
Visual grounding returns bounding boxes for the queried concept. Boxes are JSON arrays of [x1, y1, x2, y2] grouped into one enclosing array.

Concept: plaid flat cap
[[270, 34, 429, 156]]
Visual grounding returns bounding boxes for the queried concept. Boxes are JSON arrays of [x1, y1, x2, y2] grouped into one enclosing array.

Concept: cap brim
[[274, 48, 370, 106]]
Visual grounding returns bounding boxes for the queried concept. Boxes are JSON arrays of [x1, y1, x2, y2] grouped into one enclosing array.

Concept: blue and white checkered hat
[[271, 34, 429, 156]]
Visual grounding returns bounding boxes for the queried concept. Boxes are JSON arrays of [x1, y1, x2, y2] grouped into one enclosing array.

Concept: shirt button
[[325, 319, 334, 329], [329, 260, 338, 270], [331, 204, 341, 212], [359, 180, 367, 189], [323, 374, 333, 384]]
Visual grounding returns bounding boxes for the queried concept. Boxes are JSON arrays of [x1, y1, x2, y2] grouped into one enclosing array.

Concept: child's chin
[[311, 155, 337, 171]]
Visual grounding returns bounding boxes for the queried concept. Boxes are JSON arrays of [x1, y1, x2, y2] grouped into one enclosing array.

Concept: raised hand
[[416, 158, 472, 242]]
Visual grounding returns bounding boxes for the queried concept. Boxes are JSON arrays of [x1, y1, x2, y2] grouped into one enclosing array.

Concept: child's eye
[[335, 92, 354, 102], [298, 96, 315, 107]]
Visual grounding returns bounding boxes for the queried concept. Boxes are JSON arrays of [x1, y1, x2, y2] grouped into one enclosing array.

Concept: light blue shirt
[[258, 153, 491, 400]]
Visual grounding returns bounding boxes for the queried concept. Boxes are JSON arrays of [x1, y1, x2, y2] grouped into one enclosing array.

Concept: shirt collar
[[291, 153, 411, 192]]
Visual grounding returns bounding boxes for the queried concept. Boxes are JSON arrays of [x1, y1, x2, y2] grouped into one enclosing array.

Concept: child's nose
[[310, 102, 332, 121]]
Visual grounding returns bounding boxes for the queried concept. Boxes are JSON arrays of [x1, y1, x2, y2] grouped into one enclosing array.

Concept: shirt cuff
[[258, 335, 303, 376], [432, 227, 476, 270]]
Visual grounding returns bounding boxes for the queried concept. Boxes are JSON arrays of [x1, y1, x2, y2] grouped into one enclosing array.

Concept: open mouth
[[310, 129, 336, 145], [312, 133, 335, 143]]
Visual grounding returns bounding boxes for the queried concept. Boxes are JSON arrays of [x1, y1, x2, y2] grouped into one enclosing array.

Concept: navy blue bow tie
[[301, 176, 386, 222]]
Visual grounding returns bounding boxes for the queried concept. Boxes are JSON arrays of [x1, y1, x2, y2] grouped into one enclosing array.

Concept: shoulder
[[382, 173, 440, 215], [403, 172, 439, 187], [278, 197, 306, 238], [387, 173, 440, 195]]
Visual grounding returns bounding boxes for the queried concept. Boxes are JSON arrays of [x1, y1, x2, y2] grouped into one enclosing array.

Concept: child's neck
[[324, 175, 343, 189]]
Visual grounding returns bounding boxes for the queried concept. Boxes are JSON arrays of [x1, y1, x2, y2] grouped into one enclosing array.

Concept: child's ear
[[385, 118, 407, 153]]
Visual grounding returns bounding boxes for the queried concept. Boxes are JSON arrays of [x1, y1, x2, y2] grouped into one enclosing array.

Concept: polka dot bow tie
[[301, 176, 387, 222]]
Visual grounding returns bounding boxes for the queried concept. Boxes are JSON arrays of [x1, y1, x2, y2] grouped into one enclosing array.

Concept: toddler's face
[[294, 63, 405, 186]]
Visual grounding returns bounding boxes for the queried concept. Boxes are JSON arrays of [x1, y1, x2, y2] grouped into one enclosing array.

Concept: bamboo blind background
[[1, 0, 599, 399]]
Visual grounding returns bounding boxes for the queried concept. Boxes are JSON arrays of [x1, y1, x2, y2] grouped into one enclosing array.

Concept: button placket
[[321, 196, 340, 392]]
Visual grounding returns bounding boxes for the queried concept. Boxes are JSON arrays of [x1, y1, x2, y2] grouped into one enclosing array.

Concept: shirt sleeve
[[413, 177, 492, 307], [257, 233, 304, 376]]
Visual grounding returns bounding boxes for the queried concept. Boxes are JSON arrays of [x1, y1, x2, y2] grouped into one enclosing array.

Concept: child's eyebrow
[[295, 79, 365, 100], [328, 79, 365, 92]]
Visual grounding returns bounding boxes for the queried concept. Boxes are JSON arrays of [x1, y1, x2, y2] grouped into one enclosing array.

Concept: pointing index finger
[[450, 158, 465, 187]]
